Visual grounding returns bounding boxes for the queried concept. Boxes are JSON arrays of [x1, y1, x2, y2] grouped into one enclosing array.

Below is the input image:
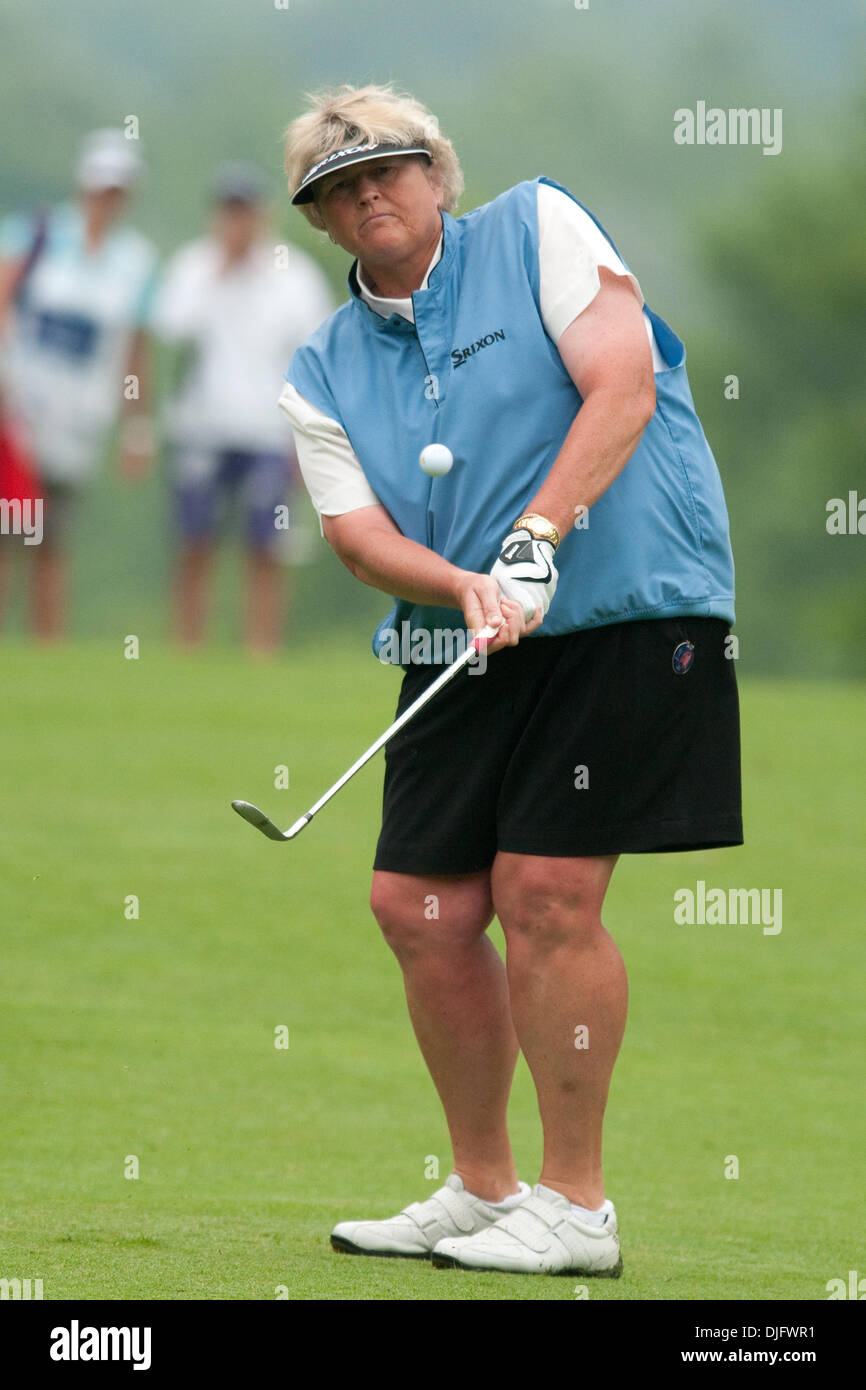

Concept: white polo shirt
[[153, 236, 334, 452]]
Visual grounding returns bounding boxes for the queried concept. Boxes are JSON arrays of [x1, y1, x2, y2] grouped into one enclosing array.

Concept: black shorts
[[373, 617, 743, 875]]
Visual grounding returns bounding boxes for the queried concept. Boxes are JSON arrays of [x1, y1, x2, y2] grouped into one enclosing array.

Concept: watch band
[[512, 513, 561, 551]]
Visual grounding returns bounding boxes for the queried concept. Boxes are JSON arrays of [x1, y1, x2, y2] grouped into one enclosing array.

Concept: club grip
[[472, 623, 499, 651]]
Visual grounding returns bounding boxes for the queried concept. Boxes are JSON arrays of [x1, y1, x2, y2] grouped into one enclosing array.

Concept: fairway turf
[[1, 638, 863, 1301]]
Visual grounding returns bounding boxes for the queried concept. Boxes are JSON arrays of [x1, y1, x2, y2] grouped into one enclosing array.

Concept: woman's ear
[[304, 202, 327, 235], [429, 167, 446, 211]]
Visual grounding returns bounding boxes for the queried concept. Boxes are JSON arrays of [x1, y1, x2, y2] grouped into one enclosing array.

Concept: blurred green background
[[1, 0, 863, 670]]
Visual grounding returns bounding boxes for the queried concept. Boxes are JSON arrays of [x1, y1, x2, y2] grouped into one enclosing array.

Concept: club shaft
[[301, 626, 496, 824]]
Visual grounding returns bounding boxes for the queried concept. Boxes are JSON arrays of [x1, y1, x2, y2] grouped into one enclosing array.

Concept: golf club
[[231, 623, 497, 842]]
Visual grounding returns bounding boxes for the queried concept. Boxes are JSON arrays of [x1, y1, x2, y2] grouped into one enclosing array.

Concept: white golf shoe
[[431, 1182, 623, 1276], [330, 1173, 531, 1260]]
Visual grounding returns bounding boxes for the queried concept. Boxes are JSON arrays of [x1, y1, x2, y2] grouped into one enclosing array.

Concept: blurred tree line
[[687, 91, 866, 677]]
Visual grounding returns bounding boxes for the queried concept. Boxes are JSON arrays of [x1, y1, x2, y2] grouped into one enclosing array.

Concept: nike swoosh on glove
[[490, 528, 559, 621]]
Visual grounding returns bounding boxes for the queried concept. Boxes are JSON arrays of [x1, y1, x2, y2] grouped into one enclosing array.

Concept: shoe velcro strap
[[404, 1185, 476, 1235], [514, 1196, 565, 1232], [490, 1203, 557, 1254], [515, 1202, 612, 1262], [554, 1219, 600, 1262], [431, 1184, 478, 1232], [405, 1206, 447, 1239]]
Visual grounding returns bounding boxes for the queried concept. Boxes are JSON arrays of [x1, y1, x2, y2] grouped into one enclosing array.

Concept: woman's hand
[[453, 570, 543, 655], [321, 509, 543, 654]]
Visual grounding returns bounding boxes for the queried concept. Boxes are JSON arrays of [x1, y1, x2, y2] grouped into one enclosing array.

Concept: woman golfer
[[278, 83, 742, 1276]]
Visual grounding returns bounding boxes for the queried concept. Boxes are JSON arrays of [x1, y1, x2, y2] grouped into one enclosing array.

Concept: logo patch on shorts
[[672, 640, 695, 674]]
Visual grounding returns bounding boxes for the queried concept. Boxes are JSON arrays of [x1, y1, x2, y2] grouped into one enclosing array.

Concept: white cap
[[75, 129, 143, 192]]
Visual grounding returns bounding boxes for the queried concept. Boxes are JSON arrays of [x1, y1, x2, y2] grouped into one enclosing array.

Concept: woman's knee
[[493, 854, 617, 949], [370, 870, 493, 960]]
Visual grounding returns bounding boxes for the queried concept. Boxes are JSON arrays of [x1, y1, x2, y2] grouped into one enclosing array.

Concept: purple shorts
[[171, 446, 294, 551]]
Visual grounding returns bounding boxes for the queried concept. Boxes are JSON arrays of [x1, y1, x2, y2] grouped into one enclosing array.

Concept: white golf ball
[[419, 443, 454, 477]]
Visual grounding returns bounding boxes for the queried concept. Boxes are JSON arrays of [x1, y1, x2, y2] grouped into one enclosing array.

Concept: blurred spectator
[[0, 128, 158, 639], [152, 161, 334, 654]]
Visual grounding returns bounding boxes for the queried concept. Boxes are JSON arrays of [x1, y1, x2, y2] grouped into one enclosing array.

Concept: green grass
[[0, 639, 863, 1301]]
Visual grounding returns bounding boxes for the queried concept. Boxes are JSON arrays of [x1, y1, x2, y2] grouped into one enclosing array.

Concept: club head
[[231, 800, 312, 842], [231, 799, 289, 841]]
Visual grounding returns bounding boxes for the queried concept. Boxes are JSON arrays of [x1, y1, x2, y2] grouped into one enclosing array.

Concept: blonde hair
[[283, 83, 464, 230]]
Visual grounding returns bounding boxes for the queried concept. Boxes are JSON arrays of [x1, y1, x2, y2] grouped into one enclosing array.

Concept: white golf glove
[[490, 527, 559, 621]]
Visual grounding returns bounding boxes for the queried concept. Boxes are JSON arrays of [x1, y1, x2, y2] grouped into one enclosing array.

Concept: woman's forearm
[[525, 385, 654, 539], [333, 519, 465, 608]]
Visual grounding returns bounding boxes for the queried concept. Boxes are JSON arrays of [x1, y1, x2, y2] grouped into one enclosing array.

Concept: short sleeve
[[537, 183, 645, 343], [277, 381, 381, 525], [537, 183, 666, 368]]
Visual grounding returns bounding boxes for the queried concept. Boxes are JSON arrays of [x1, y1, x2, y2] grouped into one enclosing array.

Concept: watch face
[[517, 517, 558, 547]]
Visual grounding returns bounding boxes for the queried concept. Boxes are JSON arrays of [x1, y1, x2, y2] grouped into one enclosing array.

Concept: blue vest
[[287, 177, 735, 662]]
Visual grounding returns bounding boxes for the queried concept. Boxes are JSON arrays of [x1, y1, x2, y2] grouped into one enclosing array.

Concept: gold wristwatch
[[512, 513, 561, 551]]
